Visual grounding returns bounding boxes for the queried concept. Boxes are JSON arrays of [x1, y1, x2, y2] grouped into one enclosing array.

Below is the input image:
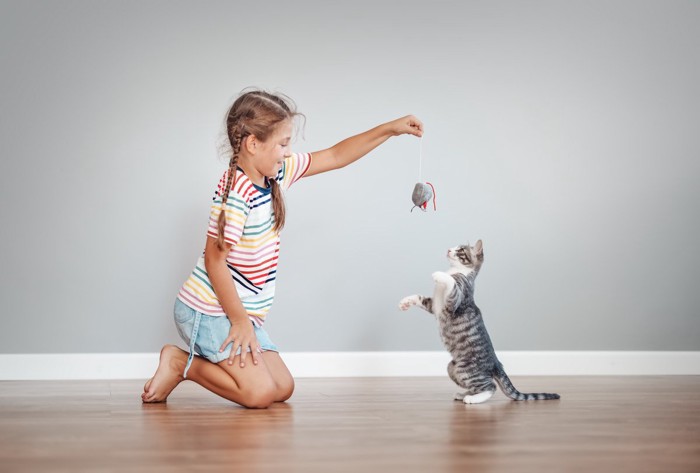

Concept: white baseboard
[[0, 351, 698, 380]]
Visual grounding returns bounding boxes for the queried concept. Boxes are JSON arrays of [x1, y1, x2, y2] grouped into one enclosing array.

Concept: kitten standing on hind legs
[[399, 240, 560, 404]]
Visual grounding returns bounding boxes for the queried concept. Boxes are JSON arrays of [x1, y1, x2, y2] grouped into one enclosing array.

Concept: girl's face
[[256, 120, 293, 178]]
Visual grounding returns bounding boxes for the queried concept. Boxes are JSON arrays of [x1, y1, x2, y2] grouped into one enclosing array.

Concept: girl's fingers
[[228, 341, 241, 365], [251, 345, 261, 365], [219, 325, 258, 367], [238, 339, 261, 368], [219, 337, 233, 353], [239, 338, 257, 368], [239, 343, 248, 368], [408, 117, 424, 135], [395, 115, 423, 137]]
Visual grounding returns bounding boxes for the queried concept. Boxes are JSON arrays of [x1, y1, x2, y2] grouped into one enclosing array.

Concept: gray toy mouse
[[411, 182, 436, 212]]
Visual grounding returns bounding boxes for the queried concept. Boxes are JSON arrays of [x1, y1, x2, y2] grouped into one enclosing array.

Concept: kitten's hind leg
[[463, 379, 497, 404], [448, 362, 467, 400], [449, 365, 497, 404], [463, 390, 495, 404]]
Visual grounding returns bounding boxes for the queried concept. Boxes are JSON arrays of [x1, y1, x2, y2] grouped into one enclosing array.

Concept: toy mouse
[[411, 182, 436, 212]]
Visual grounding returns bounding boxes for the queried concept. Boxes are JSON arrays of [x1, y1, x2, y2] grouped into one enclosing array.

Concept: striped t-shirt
[[177, 152, 312, 326]]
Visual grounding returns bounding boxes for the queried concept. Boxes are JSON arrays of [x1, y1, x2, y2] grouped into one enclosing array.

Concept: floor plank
[[0, 376, 698, 472]]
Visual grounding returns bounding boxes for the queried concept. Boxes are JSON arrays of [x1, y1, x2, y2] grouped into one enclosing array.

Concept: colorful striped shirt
[[177, 152, 312, 326]]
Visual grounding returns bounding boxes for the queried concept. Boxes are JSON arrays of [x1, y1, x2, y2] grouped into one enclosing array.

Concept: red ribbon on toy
[[426, 182, 436, 210]]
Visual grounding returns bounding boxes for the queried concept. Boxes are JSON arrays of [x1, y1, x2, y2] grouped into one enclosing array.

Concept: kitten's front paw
[[432, 272, 452, 285], [399, 295, 420, 311]]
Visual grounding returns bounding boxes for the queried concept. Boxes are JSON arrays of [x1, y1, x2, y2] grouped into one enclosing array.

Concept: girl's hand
[[219, 317, 261, 368], [388, 115, 424, 137]]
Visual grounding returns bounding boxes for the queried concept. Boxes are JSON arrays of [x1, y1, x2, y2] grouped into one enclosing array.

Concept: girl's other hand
[[389, 115, 424, 137], [219, 318, 261, 368]]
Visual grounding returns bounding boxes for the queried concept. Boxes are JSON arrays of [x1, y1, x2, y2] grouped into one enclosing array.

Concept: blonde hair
[[216, 89, 300, 250]]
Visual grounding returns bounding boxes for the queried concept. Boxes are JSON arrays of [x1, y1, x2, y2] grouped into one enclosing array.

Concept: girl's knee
[[240, 382, 277, 409], [276, 377, 295, 402], [243, 395, 274, 409], [239, 378, 293, 407]]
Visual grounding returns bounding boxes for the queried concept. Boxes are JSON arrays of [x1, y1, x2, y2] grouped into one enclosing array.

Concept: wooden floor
[[0, 376, 699, 473]]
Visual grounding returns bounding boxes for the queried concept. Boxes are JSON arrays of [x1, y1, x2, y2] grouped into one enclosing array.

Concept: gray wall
[[1, 0, 698, 354]]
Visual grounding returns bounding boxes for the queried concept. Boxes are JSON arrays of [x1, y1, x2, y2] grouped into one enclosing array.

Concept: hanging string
[[418, 136, 423, 182]]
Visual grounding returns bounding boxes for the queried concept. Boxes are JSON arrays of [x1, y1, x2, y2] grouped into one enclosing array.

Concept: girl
[[142, 89, 423, 408]]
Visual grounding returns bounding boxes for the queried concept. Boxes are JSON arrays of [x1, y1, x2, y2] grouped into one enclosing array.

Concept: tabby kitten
[[399, 240, 560, 404]]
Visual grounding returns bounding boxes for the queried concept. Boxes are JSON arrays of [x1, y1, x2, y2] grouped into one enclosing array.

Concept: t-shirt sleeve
[[206, 172, 250, 246], [277, 152, 312, 191]]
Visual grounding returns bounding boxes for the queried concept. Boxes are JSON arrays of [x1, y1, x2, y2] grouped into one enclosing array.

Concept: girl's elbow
[[204, 237, 231, 266], [204, 251, 224, 271]]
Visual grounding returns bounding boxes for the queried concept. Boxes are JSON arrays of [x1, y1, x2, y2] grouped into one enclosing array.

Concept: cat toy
[[411, 137, 437, 212]]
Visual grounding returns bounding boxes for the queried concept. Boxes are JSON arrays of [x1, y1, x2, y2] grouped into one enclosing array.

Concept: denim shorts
[[174, 298, 279, 378]]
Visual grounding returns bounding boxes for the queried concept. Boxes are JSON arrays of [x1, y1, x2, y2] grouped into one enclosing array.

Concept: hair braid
[[216, 124, 244, 250], [269, 178, 285, 233]]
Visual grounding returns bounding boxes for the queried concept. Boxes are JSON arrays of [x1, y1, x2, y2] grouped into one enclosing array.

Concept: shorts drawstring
[[183, 311, 202, 379]]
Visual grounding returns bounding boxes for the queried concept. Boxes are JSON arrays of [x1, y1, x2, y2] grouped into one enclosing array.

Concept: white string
[[418, 136, 423, 182]]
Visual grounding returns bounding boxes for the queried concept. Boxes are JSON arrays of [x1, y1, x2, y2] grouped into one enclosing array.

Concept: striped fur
[[399, 241, 560, 404]]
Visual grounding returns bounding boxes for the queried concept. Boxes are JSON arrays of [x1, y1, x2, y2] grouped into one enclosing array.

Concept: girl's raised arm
[[304, 115, 423, 178]]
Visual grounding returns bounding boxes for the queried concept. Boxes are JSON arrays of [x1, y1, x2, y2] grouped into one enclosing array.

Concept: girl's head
[[217, 89, 300, 250]]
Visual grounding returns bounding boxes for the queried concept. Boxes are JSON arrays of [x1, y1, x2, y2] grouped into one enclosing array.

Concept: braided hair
[[216, 90, 299, 250]]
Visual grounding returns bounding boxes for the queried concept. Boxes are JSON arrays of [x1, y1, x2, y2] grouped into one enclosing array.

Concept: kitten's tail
[[493, 363, 560, 401]]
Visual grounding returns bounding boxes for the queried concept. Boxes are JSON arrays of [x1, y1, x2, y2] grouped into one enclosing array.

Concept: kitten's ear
[[475, 239, 483, 256]]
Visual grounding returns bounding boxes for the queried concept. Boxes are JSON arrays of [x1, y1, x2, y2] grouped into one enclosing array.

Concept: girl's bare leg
[[142, 345, 295, 408], [184, 351, 294, 407]]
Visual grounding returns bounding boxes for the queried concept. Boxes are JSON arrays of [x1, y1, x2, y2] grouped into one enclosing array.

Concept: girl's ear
[[244, 135, 258, 155]]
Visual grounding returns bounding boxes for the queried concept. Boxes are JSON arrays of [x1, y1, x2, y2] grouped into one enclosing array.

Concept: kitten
[[399, 240, 560, 404]]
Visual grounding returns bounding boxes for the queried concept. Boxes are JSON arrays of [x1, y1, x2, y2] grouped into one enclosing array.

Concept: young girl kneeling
[[142, 89, 423, 408]]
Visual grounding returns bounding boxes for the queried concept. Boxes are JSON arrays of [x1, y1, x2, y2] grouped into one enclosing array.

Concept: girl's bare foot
[[142, 345, 187, 403]]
